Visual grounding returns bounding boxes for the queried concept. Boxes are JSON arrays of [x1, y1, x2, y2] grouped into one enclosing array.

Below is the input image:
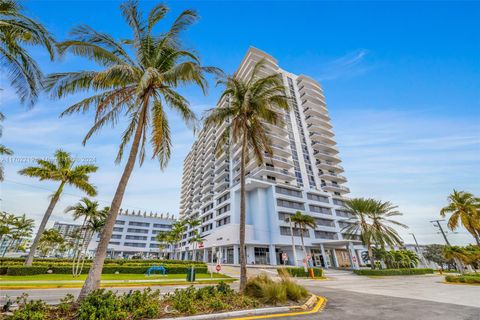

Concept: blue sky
[[1, 1, 479, 246]]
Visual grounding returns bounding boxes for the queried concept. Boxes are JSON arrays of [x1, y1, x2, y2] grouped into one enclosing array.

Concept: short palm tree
[[43, 1, 217, 299], [18, 149, 98, 266], [0, 211, 16, 243], [186, 218, 201, 261], [0, 0, 55, 106], [155, 231, 170, 259], [169, 221, 186, 260], [65, 198, 103, 277], [203, 59, 289, 290], [440, 190, 480, 245], [37, 228, 64, 257], [341, 198, 407, 269], [290, 211, 316, 262], [77, 207, 108, 275], [2, 213, 34, 256], [0, 112, 13, 181]]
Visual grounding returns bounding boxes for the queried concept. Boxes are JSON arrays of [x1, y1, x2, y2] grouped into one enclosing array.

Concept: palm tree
[[77, 207, 108, 275], [169, 221, 186, 260], [290, 211, 316, 262], [37, 228, 64, 257], [2, 213, 34, 256], [18, 149, 98, 266], [155, 231, 169, 259], [203, 59, 289, 290], [0, 0, 55, 106], [43, 1, 217, 299], [440, 190, 480, 245], [443, 246, 468, 273], [0, 211, 16, 243], [341, 198, 407, 269], [186, 218, 201, 261], [0, 112, 13, 181], [65, 198, 103, 277]]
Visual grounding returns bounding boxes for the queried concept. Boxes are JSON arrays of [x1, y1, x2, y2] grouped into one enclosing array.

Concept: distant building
[[86, 209, 176, 259]]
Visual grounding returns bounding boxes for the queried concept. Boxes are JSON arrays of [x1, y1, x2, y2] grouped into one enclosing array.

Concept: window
[[126, 228, 149, 234], [314, 231, 338, 240], [315, 218, 335, 227], [333, 199, 345, 206], [128, 221, 150, 227], [336, 210, 354, 218], [149, 243, 160, 248], [124, 242, 146, 248], [217, 204, 230, 216], [279, 226, 310, 237], [113, 227, 123, 232], [202, 213, 213, 223], [216, 193, 230, 205], [202, 203, 214, 213], [276, 186, 302, 198], [111, 234, 122, 239], [153, 223, 170, 229], [125, 235, 147, 240], [309, 205, 332, 215], [115, 220, 125, 225], [307, 193, 329, 203], [109, 241, 120, 245], [201, 223, 213, 232], [278, 212, 292, 221], [216, 216, 231, 227], [276, 199, 305, 210]]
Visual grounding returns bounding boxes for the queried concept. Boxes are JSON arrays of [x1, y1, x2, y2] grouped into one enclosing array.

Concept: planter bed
[[445, 273, 480, 284]]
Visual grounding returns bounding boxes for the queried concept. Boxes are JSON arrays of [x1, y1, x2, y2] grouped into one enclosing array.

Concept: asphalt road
[[300, 287, 480, 320]]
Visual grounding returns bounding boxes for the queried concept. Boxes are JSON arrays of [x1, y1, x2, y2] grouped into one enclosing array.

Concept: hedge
[[353, 268, 434, 276], [2, 265, 208, 276], [445, 274, 480, 284], [0, 258, 206, 267], [278, 267, 323, 278]]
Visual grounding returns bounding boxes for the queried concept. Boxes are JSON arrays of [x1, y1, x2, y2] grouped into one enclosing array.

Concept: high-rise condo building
[[178, 47, 363, 268]]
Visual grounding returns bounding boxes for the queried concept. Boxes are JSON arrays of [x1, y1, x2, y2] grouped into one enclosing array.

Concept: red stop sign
[[215, 264, 221, 272]]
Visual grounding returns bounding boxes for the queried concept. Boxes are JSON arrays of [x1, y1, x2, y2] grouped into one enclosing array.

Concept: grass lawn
[[0, 273, 234, 289]]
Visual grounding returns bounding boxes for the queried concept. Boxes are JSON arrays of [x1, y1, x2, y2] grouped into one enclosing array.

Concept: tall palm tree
[[44, 1, 217, 299], [18, 149, 98, 266], [290, 211, 316, 262], [440, 190, 480, 245], [203, 59, 289, 290], [0, 112, 13, 181], [186, 218, 201, 261], [65, 198, 102, 277], [341, 198, 407, 269], [0, 0, 55, 106]]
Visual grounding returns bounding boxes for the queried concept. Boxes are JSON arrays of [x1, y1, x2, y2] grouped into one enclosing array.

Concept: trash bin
[[186, 266, 196, 282]]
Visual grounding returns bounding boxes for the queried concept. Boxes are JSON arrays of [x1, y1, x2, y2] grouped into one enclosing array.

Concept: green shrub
[[353, 268, 434, 276], [260, 282, 287, 305], [277, 267, 323, 278], [3, 265, 207, 275], [282, 279, 308, 302], [166, 286, 198, 314], [9, 294, 48, 320], [445, 274, 480, 284], [77, 289, 127, 320], [245, 274, 274, 298], [120, 288, 162, 319]]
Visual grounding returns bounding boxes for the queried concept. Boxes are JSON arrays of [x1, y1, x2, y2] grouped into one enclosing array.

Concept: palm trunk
[[300, 233, 307, 260], [239, 134, 247, 292], [25, 182, 65, 266], [73, 216, 88, 277], [78, 104, 146, 301], [367, 245, 375, 270]]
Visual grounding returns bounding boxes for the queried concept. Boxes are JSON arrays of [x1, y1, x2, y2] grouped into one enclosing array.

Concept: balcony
[[319, 172, 348, 183], [214, 170, 229, 183], [313, 150, 341, 163], [306, 123, 334, 137], [303, 106, 330, 121], [214, 178, 229, 192], [304, 115, 333, 129], [321, 182, 350, 194], [311, 141, 339, 154], [309, 132, 336, 145], [316, 160, 344, 173]]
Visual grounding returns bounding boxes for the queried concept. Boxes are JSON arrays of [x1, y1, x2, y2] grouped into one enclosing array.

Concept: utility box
[[186, 266, 196, 282]]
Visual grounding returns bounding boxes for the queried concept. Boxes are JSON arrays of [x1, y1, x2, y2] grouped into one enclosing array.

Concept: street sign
[[215, 264, 221, 272]]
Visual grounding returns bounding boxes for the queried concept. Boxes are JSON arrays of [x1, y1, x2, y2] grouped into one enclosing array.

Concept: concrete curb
[[158, 294, 325, 320]]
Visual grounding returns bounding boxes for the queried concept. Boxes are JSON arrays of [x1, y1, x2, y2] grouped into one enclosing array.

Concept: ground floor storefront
[[176, 240, 365, 268]]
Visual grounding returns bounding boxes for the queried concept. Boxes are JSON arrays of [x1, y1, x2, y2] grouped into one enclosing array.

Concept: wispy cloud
[[318, 49, 371, 81]]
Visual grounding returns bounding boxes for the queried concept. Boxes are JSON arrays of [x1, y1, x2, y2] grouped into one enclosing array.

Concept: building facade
[[178, 47, 364, 268], [86, 209, 176, 259]]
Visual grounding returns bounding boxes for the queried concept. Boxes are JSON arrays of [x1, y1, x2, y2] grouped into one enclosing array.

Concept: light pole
[[288, 217, 298, 266], [409, 233, 420, 252], [430, 219, 451, 245]]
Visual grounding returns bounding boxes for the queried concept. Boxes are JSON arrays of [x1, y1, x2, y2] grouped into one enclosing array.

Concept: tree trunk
[[73, 216, 88, 277], [367, 245, 375, 270], [25, 182, 65, 266], [300, 231, 307, 259], [239, 134, 247, 292], [77, 104, 146, 301]]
